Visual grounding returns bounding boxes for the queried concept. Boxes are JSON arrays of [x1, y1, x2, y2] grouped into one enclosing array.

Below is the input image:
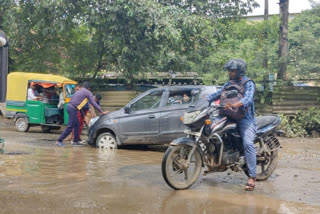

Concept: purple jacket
[[68, 88, 103, 113]]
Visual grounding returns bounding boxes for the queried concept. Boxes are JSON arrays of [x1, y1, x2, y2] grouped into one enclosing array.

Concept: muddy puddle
[[0, 118, 319, 213], [0, 143, 319, 214]]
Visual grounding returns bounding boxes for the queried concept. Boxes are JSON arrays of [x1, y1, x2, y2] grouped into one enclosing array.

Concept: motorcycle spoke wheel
[[162, 145, 202, 190], [244, 141, 279, 181]]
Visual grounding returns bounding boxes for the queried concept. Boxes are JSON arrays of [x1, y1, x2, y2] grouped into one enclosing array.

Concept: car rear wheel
[[96, 132, 118, 150], [15, 117, 30, 132]]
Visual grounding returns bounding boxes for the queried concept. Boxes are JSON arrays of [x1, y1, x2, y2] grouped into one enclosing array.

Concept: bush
[[280, 107, 320, 137], [280, 114, 307, 138], [297, 107, 320, 134]]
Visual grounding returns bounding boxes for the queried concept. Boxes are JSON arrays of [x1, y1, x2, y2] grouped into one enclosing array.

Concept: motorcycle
[[161, 99, 281, 190]]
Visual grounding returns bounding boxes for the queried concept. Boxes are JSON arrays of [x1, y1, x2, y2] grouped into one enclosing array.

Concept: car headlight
[[89, 116, 99, 127]]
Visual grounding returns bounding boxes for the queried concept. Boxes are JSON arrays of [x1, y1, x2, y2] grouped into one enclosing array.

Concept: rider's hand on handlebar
[[224, 102, 244, 110], [224, 103, 232, 110]]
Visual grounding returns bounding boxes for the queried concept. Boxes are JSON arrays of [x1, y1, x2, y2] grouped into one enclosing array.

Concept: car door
[[26, 100, 44, 124], [159, 88, 201, 144], [118, 89, 165, 144]]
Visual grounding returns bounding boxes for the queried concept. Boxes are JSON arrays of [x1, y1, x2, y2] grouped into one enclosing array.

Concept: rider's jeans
[[237, 117, 257, 178]]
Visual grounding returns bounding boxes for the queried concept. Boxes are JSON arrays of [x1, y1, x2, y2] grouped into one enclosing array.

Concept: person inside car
[[180, 93, 191, 104]]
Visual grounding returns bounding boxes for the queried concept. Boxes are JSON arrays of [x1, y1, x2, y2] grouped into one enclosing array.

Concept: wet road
[[0, 118, 319, 214]]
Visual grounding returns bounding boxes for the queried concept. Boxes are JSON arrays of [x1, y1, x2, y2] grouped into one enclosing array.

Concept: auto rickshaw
[[5, 72, 77, 132]]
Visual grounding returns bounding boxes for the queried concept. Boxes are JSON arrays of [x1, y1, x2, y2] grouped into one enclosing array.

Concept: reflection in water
[[159, 190, 279, 214], [0, 146, 319, 214]]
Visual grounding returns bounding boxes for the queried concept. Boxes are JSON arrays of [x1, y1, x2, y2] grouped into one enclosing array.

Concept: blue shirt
[[208, 76, 255, 119]]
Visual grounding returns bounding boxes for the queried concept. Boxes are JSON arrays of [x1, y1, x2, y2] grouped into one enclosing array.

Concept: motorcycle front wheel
[[161, 145, 202, 190]]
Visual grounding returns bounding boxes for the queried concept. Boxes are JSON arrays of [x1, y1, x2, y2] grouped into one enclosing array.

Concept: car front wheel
[[96, 132, 118, 150]]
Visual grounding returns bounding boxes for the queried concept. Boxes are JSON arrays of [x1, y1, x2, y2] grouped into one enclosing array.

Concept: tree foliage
[[2, 0, 319, 84], [202, 17, 280, 85], [156, 0, 259, 18], [288, 3, 320, 78], [5, 0, 223, 80]]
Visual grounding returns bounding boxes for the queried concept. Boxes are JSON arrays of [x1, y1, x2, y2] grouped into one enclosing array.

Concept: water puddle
[[0, 145, 318, 213]]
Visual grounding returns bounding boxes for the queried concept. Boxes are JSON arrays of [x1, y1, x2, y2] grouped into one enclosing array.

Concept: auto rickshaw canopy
[[6, 72, 77, 102]]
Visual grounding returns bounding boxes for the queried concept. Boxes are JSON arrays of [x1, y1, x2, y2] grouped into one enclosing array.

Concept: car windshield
[[64, 84, 76, 98], [131, 91, 163, 111]]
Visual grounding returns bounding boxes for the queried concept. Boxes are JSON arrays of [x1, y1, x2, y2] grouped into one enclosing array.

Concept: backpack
[[219, 79, 254, 120]]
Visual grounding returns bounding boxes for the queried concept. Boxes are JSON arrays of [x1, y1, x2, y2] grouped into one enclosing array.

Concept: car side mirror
[[124, 105, 131, 114]]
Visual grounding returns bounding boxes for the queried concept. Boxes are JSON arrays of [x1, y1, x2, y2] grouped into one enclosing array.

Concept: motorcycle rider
[[207, 58, 257, 191]]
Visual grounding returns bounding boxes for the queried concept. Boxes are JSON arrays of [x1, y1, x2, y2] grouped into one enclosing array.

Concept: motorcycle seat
[[256, 116, 278, 130]]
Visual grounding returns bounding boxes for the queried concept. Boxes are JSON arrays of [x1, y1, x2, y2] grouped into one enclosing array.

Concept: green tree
[[202, 17, 280, 85], [156, 0, 259, 18], [6, 0, 263, 82], [288, 3, 320, 79], [0, 0, 15, 29], [8, 0, 78, 73]]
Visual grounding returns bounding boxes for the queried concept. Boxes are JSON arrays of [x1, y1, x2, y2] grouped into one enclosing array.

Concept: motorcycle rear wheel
[[161, 145, 202, 190], [244, 140, 279, 181]]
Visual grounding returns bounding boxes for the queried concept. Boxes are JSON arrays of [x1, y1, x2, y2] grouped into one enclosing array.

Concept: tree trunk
[[93, 28, 104, 79], [278, 0, 289, 80], [0, 30, 8, 102], [263, 0, 269, 69], [264, 0, 269, 21]]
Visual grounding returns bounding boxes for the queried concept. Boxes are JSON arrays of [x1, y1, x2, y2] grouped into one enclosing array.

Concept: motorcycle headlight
[[183, 111, 200, 124], [89, 116, 99, 127]]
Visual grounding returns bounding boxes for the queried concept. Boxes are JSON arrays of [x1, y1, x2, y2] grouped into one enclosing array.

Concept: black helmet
[[224, 58, 247, 80], [95, 93, 102, 101]]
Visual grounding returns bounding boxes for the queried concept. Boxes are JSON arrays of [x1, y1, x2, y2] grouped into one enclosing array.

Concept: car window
[[166, 89, 201, 106], [131, 91, 163, 112]]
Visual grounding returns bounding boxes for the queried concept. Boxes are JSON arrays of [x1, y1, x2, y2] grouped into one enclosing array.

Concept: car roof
[[148, 85, 219, 91], [155, 85, 217, 89], [146, 85, 220, 93], [127, 85, 221, 105]]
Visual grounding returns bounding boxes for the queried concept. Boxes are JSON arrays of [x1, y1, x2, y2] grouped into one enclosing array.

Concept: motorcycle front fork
[[186, 132, 225, 168]]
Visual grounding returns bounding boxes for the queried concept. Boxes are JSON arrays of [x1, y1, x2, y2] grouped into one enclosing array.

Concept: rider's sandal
[[203, 167, 215, 175], [245, 177, 256, 191]]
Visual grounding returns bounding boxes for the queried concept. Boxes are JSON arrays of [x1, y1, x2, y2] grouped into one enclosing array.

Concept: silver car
[[88, 85, 219, 149]]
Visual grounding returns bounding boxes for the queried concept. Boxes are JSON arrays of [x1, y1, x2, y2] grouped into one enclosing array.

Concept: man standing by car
[[207, 58, 257, 191], [56, 82, 108, 147]]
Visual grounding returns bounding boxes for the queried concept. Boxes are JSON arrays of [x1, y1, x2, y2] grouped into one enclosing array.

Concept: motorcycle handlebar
[[209, 103, 225, 109]]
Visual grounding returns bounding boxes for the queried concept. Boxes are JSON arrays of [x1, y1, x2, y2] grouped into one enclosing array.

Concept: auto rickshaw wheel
[[41, 125, 52, 133], [15, 117, 30, 132]]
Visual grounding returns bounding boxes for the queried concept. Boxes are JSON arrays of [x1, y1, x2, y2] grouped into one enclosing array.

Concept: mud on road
[[0, 117, 319, 214]]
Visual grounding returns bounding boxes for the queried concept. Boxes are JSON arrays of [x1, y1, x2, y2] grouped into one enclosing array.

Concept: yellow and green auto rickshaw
[[5, 72, 77, 132]]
